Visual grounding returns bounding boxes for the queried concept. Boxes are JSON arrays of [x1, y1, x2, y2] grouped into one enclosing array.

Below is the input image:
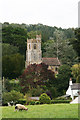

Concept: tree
[[70, 28, 80, 61], [20, 63, 55, 94], [2, 43, 19, 56], [71, 64, 80, 83], [2, 90, 23, 104], [2, 25, 27, 55], [2, 53, 25, 79], [56, 65, 72, 96], [4, 78, 21, 92], [43, 30, 78, 66]]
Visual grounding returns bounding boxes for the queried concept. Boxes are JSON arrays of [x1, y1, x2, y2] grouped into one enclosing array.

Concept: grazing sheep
[[15, 104, 28, 111]]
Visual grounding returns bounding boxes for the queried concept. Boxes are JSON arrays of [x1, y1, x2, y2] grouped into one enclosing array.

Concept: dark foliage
[[20, 63, 55, 93], [56, 65, 72, 96], [70, 28, 80, 62], [2, 53, 25, 79], [2, 25, 27, 56]]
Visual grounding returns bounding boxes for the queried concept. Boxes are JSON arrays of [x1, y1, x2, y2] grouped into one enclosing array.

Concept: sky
[[0, 0, 79, 28]]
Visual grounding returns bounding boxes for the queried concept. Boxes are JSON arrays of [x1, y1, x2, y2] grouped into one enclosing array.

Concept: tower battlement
[[27, 35, 41, 43]]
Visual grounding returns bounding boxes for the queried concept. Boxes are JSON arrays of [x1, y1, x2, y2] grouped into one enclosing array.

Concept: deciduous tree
[[71, 64, 80, 83], [20, 63, 55, 94]]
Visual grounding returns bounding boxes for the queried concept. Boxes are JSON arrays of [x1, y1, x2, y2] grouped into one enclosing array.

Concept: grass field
[[1, 104, 78, 119]]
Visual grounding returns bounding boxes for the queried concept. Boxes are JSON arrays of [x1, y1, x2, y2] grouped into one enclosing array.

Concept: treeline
[[1, 22, 79, 79], [1, 22, 80, 98]]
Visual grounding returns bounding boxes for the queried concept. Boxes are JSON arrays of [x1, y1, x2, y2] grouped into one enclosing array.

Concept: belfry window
[[29, 44, 30, 49], [55, 67, 58, 71], [34, 44, 36, 49]]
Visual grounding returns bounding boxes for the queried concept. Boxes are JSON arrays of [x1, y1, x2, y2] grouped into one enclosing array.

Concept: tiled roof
[[42, 58, 61, 66], [71, 83, 80, 90]]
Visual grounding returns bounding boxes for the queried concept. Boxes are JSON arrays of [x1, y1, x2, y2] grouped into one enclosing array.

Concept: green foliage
[[2, 43, 19, 56], [2, 53, 25, 79], [43, 30, 78, 66], [2, 25, 27, 55], [1, 22, 79, 98], [71, 64, 80, 83], [51, 100, 71, 104], [27, 31, 41, 39], [39, 93, 51, 104], [35, 101, 40, 105], [70, 28, 80, 61], [28, 100, 40, 105], [28, 86, 44, 97], [4, 78, 21, 92], [29, 100, 35, 105], [56, 65, 72, 96], [48, 87, 58, 98], [2, 22, 78, 66], [2, 90, 24, 105], [24, 93, 31, 99], [16, 99, 27, 105]]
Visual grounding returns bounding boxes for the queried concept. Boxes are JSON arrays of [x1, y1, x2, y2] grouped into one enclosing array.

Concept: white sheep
[[15, 104, 28, 111]]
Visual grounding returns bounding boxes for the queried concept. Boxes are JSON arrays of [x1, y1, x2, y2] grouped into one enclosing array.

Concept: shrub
[[24, 93, 32, 104], [28, 86, 44, 97], [51, 100, 71, 104], [29, 100, 35, 105], [2, 90, 24, 106], [15, 99, 27, 105], [39, 93, 51, 104], [35, 101, 40, 105]]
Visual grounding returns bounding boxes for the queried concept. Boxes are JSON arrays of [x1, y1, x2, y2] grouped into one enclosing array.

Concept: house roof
[[42, 58, 61, 66], [71, 83, 80, 90]]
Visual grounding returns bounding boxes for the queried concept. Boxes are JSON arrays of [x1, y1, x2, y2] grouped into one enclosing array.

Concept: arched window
[[29, 44, 30, 49], [55, 67, 58, 71]]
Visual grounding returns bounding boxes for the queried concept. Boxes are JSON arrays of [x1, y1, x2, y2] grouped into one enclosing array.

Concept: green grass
[[1, 104, 78, 118]]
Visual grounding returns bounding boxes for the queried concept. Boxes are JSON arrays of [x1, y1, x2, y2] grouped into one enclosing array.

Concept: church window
[[55, 67, 58, 71], [29, 44, 30, 49], [34, 44, 36, 49]]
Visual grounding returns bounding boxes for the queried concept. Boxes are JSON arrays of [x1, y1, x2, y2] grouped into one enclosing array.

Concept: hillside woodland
[[1, 22, 80, 98]]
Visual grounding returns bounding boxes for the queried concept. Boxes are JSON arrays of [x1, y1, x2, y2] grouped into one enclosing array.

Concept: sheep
[[15, 104, 28, 111]]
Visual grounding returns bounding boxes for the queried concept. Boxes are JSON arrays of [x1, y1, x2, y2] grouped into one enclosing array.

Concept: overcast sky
[[0, 0, 79, 28]]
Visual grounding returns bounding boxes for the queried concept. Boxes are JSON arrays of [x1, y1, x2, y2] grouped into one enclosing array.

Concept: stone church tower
[[25, 35, 42, 68]]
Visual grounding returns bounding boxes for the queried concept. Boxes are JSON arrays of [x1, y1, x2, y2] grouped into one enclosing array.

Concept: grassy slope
[[2, 104, 78, 118]]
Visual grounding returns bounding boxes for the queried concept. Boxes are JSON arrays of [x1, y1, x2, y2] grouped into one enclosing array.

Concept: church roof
[[42, 58, 61, 66], [71, 83, 80, 90]]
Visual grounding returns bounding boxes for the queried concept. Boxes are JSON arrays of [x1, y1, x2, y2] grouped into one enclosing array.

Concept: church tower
[[25, 35, 42, 68]]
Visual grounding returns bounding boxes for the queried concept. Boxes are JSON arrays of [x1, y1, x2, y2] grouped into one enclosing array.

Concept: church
[[25, 35, 60, 73]]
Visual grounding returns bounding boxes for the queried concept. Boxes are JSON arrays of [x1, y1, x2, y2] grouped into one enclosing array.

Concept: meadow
[[1, 104, 79, 119]]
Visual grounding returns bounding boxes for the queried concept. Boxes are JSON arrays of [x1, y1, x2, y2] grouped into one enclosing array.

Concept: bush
[[29, 100, 35, 105], [2, 90, 24, 106], [28, 86, 44, 97], [2, 102, 8, 106], [15, 99, 27, 105], [24, 93, 32, 104], [39, 93, 51, 104], [51, 100, 71, 104], [35, 101, 40, 105]]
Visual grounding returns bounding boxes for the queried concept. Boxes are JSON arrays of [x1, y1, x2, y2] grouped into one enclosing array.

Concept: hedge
[[51, 100, 71, 104], [15, 99, 27, 105]]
